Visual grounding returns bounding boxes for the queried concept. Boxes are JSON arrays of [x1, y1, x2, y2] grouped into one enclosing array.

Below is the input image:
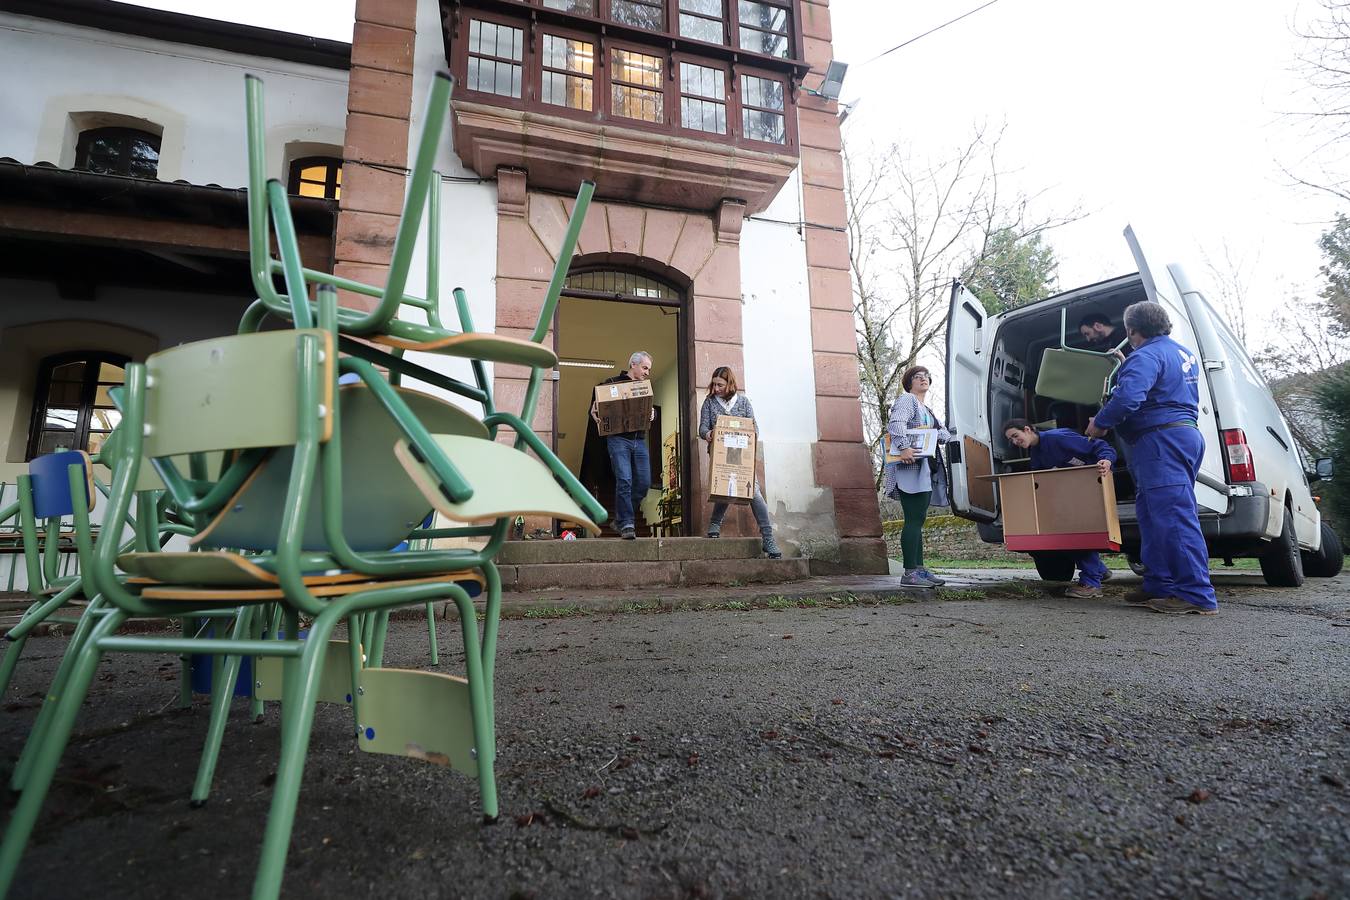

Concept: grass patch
[[723, 600, 750, 611], [936, 587, 985, 602], [765, 595, 794, 610], [520, 604, 587, 619], [622, 600, 661, 613]]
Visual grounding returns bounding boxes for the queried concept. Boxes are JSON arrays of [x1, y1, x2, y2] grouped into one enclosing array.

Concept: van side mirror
[[1311, 457, 1334, 482]]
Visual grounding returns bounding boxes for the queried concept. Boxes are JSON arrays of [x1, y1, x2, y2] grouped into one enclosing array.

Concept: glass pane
[[543, 35, 595, 75], [301, 165, 327, 181], [738, 0, 787, 31], [681, 62, 725, 100], [611, 49, 663, 88], [47, 380, 84, 407], [44, 408, 79, 431], [52, 362, 86, 382], [743, 108, 786, 143], [468, 57, 523, 98], [612, 0, 664, 30], [681, 97, 727, 134], [680, 0, 721, 14], [37, 432, 74, 455], [88, 408, 122, 431], [679, 14, 721, 42], [97, 362, 125, 383], [94, 385, 117, 406], [334, 168, 342, 184], [298, 181, 327, 198], [739, 25, 790, 57], [543, 71, 595, 111], [741, 74, 784, 110], [86, 431, 112, 455], [543, 0, 596, 11], [469, 18, 483, 53], [612, 85, 663, 122], [126, 137, 160, 178]]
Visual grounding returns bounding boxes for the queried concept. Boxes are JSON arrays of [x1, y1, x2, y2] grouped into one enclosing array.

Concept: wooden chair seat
[[367, 322, 558, 368]]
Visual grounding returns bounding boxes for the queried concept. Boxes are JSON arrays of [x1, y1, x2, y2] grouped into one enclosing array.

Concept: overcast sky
[[120, 0, 1342, 330]]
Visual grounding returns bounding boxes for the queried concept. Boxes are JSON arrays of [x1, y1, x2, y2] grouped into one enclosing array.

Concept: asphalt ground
[[1, 569, 1347, 899]]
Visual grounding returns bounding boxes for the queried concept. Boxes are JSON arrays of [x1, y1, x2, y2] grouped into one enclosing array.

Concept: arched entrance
[[553, 266, 689, 536]]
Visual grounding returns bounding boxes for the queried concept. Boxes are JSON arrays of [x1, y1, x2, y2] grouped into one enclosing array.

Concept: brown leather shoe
[[1065, 584, 1103, 599], [1145, 596, 1217, 615]]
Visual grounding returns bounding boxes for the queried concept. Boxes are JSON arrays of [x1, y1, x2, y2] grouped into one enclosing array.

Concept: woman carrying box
[[699, 366, 782, 559], [883, 366, 952, 587]]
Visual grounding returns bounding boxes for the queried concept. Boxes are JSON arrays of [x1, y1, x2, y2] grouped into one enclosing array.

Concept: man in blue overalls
[[1086, 301, 1218, 615], [1002, 418, 1117, 599]]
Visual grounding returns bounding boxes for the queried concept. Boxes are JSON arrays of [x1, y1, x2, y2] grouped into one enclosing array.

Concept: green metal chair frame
[[1034, 308, 1127, 407]]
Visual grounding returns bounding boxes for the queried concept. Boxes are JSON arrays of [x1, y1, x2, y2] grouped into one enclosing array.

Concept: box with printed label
[[593, 379, 654, 436], [708, 415, 756, 504]]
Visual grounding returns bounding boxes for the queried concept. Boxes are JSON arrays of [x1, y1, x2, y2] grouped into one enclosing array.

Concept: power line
[[860, 0, 1006, 66]]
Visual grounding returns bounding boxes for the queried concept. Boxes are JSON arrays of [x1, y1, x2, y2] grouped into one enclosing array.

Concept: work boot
[[621, 526, 636, 540], [761, 530, 782, 560], [1065, 583, 1102, 599], [1100, 568, 1114, 583], [706, 522, 721, 539], [1145, 596, 1217, 615], [1122, 588, 1154, 606]]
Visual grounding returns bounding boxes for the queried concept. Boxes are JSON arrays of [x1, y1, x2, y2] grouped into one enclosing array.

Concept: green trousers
[[898, 489, 931, 570]]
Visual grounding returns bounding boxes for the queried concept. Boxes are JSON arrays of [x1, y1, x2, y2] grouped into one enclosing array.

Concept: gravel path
[[2, 570, 1347, 899]]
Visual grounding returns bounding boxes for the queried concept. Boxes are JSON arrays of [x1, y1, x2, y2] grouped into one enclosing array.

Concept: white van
[[944, 227, 1344, 587]]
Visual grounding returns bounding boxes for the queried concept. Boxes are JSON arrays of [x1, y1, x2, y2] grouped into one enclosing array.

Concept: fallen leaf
[[1186, 789, 1211, 804], [760, 730, 779, 740], [687, 754, 699, 767], [581, 786, 601, 800]]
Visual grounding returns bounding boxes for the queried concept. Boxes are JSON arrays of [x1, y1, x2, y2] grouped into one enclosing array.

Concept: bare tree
[[1201, 241, 1262, 347], [845, 124, 1081, 483], [1287, 0, 1350, 201]]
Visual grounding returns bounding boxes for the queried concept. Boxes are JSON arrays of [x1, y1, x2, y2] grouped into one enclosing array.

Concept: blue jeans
[[1075, 552, 1109, 588], [606, 433, 651, 530]]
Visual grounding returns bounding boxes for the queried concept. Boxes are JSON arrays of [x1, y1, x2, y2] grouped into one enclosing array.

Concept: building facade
[[0, 0, 884, 573]]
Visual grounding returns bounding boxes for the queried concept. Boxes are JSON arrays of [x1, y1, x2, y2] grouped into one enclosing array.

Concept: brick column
[[334, 0, 418, 307], [799, 0, 887, 574]]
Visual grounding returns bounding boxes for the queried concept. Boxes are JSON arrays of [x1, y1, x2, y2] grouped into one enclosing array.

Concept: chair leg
[[451, 591, 497, 822], [0, 631, 30, 702], [424, 602, 439, 667], [0, 608, 127, 895], [179, 616, 195, 709], [10, 597, 107, 792], [369, 609, 391, 668], [251, 612, 339, 900], [480, 564, 502, 736], [190, 607, 255, 807], [347, 614, 363, 736]]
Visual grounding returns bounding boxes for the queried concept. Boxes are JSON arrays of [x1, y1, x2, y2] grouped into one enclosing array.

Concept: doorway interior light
[[558, 357, 617, 369], [805, 60, 849, 102]]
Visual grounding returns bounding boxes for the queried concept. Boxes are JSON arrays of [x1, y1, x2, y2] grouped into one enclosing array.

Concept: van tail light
[[1223, 429, 1256, 482]]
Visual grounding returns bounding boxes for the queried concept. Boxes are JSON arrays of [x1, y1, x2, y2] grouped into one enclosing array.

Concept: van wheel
[[1029, 551, 1076, 582], [1259, 506, 1304, 588], [1302, 522, 1344, 578]]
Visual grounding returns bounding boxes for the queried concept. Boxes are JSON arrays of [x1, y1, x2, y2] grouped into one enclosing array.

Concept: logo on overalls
[[1178, 349, 1199, 383]]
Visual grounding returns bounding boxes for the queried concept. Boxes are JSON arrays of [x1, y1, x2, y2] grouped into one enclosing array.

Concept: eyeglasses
[[911, 373, 930, 381]]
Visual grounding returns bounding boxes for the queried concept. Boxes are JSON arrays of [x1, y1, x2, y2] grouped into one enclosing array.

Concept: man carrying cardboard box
[[590, 351, 656, 540]]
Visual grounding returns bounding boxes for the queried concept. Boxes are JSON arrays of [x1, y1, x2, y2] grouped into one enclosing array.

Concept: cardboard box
[[708, 415, 756, 505], [978, 465, 1121, 551], [593, 379, 653, 436]]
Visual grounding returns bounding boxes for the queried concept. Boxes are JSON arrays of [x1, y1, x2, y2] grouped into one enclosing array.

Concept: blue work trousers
[[1132, 427, 1218, 610], [606, 433, 651, 530], [1075, 552, 1109, 588]]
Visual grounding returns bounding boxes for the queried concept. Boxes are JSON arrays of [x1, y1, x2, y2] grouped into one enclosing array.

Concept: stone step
[[497, 536, 798, 565], [500, 556, 810, 591]]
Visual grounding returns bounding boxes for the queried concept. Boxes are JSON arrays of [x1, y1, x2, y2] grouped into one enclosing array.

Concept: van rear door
[[945, 281, 999, 521], [1123, 227, 1228, 514]]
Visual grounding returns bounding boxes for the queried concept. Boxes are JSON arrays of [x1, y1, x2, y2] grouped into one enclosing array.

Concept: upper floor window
[[679, 62, 727, 134], [543, 0, 596, 10], [542, 34, 596, 111], [288, 156, 342, 200], [741, 73, 786, 144], [27, 353, 127, 459], [611, 47, 665, 123], [737, 0, 792, 58], [612, 0, 664, 30], [74, 127, 161, 178], [679, 0, 725, 42], [468, 19, 524, 98]]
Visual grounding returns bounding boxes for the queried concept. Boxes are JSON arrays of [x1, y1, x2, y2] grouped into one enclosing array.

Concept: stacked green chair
[[0, 305, 600, 897]]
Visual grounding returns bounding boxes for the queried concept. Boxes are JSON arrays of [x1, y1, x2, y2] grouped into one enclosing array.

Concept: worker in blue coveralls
[[1001, 418, 1117, 599], [1085, 300, 1218, 615]]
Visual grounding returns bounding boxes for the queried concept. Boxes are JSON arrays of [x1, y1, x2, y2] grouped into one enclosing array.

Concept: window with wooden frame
[[610, 46, 665, 123], [679, 61, 727, 135], [739, 72, 787, 144], [467, 18, 524, 98], [736, 0, 792, 58], [542, 0, 596, 12], [287, 156, 342, 199], [74, 127, 161, 178], [678, 0, 724, 43], [611, 0, 665, 31], [27, 353, 128, 459], [541, 33, 596, 111]]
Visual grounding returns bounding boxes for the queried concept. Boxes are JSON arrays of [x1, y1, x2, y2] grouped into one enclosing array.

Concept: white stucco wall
[[0, 12, 348, 186], [740, 169, 834, 540]]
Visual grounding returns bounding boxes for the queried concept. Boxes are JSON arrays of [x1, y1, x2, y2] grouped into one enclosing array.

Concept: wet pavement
[[2, 569, 1347, 899]]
